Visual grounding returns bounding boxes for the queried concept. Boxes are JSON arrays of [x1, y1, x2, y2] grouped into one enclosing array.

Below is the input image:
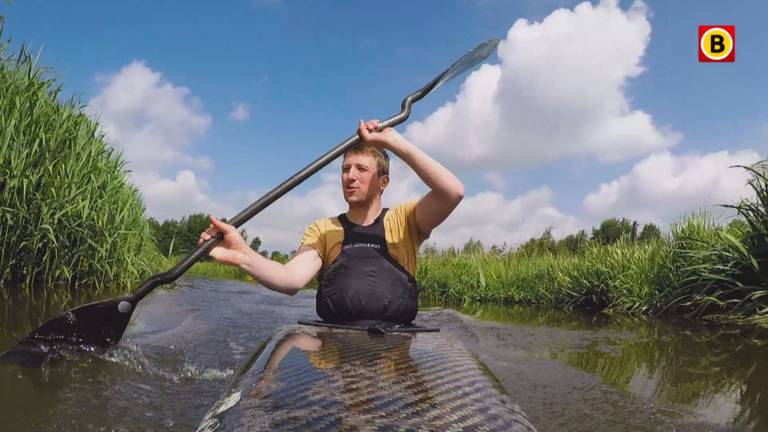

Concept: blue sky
[[3, 0, 767, 251]]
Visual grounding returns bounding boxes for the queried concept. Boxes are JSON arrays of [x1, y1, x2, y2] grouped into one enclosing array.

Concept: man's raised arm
[[358, 120, 464, 238]]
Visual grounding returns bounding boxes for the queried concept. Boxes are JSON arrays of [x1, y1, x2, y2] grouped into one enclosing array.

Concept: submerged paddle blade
[[431, 38, 499, 94], [0, 298, 132, 365]]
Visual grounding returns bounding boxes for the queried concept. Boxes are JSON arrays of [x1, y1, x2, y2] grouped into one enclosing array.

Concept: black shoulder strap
[[337, 213, 350, 229], [337, 208, 390, 229]]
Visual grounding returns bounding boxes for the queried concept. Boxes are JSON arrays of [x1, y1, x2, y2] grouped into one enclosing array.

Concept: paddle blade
[[431, 38, 500, 93], [0, 298, 132, 366]]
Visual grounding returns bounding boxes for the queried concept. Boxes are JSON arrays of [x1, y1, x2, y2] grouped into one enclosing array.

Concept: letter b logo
[[699, 25, 735, 62]]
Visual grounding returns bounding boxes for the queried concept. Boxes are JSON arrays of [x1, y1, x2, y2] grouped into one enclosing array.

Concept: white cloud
[[404, 0, 680, 170], [88, 61, 228, 221], [229, 102, 251, 122], [133, 170, 233, 221], [483, 171, 507, 190], [429, 187, 580, 249], [88, 61, 212, 174], [584, 150, 761, 224]]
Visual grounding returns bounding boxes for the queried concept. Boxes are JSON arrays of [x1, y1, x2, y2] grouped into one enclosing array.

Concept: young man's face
[[341, 152, 388, 204]]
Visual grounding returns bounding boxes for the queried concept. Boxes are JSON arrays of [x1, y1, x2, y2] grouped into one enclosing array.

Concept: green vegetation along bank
[[417, 161, 768, 326], [0, 29, 155, 293]]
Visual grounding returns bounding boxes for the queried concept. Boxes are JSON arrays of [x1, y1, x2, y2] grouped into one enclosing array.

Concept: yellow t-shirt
[[299, 201, 428, 276]]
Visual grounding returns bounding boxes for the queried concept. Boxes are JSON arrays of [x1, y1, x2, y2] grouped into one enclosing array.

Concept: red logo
[[699, 25, 735, 62]]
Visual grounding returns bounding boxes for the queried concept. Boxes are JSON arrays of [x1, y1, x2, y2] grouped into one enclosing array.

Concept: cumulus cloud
[[483, 172, 507, 190], [229, 102, 251, 122], [88, 61, 228, 220], [429, 187, 580, 249], [131, 170, 233, 221], [88, 61, 212, 173], [584, 150, 761, 224], [404, 0, 680, 170]]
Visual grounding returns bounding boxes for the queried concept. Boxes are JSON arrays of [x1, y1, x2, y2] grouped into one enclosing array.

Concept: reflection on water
[[436, 302, 768, 431], [561, 320, 767, 429], [202, 326, 535, 431]]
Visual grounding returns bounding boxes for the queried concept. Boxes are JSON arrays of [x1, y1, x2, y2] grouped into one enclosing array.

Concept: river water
[[1, 277, 766, 431]]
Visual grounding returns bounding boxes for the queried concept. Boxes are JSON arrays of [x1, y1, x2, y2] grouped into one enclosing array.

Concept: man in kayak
[[200, 119, 463, 325]]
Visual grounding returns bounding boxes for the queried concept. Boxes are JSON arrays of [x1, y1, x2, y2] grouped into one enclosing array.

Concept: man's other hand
[[199, 215, 252, 267]]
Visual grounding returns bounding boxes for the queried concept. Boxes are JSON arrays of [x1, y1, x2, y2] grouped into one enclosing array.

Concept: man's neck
[[346, 200, 383, 226]]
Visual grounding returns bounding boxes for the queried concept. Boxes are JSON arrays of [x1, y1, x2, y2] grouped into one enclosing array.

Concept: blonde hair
[[343, 143, 390, 176]]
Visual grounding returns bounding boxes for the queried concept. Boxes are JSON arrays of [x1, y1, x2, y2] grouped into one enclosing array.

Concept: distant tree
[[150, 218, 181, 257], [260, 250, 269, 258], [420, 243, 438, 257], [489, 243, 505, 255], [462, 238, 485, 255], [149, 213, 230, 257], [270, 250, 290, 263], [250, 236, 262, 252], [519, 227, 557, 255], [559, 230, 589, 253], [591, 218, 633, 245], [638, 223, 662, 242], [177, 213, 211, 254]]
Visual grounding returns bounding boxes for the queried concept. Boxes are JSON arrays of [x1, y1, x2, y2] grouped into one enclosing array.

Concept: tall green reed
[[417, 240, 674, 314], [0, 29, 154, 292]]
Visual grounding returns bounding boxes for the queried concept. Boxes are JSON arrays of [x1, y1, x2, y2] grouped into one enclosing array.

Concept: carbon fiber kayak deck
[[197, 325, 536, 431]]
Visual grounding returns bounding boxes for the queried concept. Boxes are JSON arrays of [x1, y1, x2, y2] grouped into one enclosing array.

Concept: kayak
[[196, 323, 536, 431]]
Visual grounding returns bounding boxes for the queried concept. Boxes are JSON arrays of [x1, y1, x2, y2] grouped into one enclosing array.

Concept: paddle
[[0, 38, 500, 365]]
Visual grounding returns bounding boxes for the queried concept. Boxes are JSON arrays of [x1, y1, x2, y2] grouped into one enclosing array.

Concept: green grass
[[146, 251, 253, 281], [416, 211, 768, 325], [417, 239, 674, 313], [0, 29, 155, 292]]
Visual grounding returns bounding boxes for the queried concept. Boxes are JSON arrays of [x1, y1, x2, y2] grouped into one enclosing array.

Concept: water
[[1, 278, 766, 431]]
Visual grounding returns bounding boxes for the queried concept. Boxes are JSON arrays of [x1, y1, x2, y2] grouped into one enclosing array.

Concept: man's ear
[[379, 174, 390, 195]]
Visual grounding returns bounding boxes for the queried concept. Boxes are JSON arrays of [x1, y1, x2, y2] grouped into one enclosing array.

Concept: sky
[[2, 0, 768, 252]]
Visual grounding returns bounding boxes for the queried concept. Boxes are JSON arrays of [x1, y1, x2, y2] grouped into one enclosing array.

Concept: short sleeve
[[399, 200, 430, 246], [300, 220, 326, 263]]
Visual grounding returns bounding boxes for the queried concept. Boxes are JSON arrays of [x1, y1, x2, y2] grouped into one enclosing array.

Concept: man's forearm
[[238, 250, 301, 295], [389, 135, 464, 203]]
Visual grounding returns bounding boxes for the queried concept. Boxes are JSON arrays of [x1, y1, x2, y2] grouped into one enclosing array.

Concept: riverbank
[[417, 212, 767, 326]]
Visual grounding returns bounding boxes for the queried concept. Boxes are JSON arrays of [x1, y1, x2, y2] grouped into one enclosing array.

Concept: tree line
[[147, 213, 292, 262], [148, 213, 738, 262], [423, 217, 668, 256]]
